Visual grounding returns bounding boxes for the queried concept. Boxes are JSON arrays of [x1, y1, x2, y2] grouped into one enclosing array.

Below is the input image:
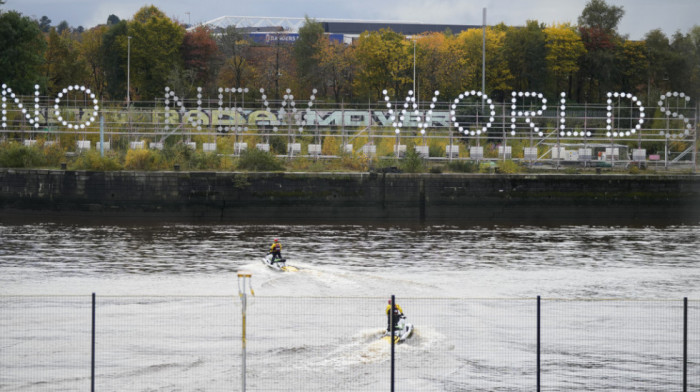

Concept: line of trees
[[1, 0, 699, 106]]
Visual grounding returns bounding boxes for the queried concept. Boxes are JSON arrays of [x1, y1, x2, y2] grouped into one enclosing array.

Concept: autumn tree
[[80, 25, 108, 96], [216, 25, 253, 88], [614, 40, 647, 95], [180, 25, 220, 91], [127, 6, 184, 100], [544, 24, 585, 96], [454, 27, 513, 100], [313, 35, 355, 102], [354, 29, 412, 100], [0, 11, 46, 93], [43, 27, 88, 95]]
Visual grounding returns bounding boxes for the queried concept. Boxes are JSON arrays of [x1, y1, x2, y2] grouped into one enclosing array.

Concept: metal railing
[[1, 295, 697, 391], [0, 95, 696, 169]]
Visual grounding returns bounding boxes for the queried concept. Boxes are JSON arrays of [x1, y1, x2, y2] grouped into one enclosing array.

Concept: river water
[[1, 222, 699, 391]]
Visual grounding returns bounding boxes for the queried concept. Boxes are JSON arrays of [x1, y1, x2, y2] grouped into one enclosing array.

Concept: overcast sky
[[5, 0, 699, 40]]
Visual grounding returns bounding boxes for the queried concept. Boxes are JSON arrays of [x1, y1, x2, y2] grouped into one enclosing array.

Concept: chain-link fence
[[1, 295, 698, 391]]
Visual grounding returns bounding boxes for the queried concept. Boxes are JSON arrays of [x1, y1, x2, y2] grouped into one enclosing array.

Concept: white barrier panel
[[469, 146, 484, 159], [446, 145, 459, 158], [524, 147, 538, 160], [361, 144, 376, 156], [393, 144, 407, 157], [288, 143, 301, 154], [96, 142, 110, 151], [343, 144, 353, 154], [77, 140, 91, 150], [308, 144, 322, 155], [256, 143, 270, 152], [203, 143, 217, 152], [415, 145, 429, 158], [498, 145, 512, 159], [632, 149, 646, 161], [149, 142, 163, 150], [578, 148, 592, 161], [23, 140, 36, 147], [551, 147, 566, 159], [234, 143, 247, 154], [604, 147, 620, 159]]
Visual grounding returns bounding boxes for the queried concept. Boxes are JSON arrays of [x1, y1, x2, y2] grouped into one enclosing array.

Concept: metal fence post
[[390, 294, 395, 392], [91, 292, 95, 392], [238, 272, 254, 392], [537, 295, 542, 392], [683, 297, 688, 392]]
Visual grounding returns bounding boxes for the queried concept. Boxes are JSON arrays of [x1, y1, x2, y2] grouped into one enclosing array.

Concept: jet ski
[[261, 253, 298, 272], [382, 316, 413, 344]]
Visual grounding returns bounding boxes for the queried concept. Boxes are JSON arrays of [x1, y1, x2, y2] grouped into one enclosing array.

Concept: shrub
[[339, 153, 371, 171], [237, 148, 284, 171], [445, 160, 479, 173], [38, 141, 66, 166], [72, 150, 123, 171], [495, 160, 523, 174], [399, 149, 425, 173], [0, 142, 45, 168], [189, 151, 222, 170], [124, 149, 166, 170]]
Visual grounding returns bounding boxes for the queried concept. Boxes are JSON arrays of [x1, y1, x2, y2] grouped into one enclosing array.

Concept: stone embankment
[[1, 169, 698, 224]]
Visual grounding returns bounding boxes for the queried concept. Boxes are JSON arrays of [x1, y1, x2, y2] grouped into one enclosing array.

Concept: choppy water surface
[[1, 223, 699, 391], [1, 223, 699, 297]]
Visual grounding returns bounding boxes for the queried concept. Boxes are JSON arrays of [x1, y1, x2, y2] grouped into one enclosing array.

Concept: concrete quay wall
[[1, 169, 699, 224]]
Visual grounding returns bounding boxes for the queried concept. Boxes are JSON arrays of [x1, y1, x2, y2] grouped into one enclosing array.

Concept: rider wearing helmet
[[385, 300, 404, 332], [269, 238, 282, 262]]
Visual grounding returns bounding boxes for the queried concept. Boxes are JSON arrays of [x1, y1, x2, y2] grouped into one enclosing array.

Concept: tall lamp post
[[127, 36, 131, 106], [127, 36, 132, 133]]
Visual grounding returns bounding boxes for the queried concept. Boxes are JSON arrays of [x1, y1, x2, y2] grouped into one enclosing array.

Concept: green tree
[[56, 20, 70, 34], [107, 14, 120, 26], [80, 25, 108, 96], [578, 0, 624, 34], [645, 29, 672, 94], [503, 21, 548, 93], [0, 11, 46, 93], [99, 20, 127, 100], [38, 16, 51, 32], [43, 27, 88, 95], [127, 6, 184, 100], [577, 0, 625, 102], [293, 16, 325, 93]]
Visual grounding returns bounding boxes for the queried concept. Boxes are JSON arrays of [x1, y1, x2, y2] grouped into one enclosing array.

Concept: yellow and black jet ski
[[261, 253, 299, 272], [382, 316, 413, 344]]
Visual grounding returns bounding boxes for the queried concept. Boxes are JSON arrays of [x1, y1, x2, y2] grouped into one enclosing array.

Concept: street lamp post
[[127, 36, 131, 133], [127, 36, 131, 106]]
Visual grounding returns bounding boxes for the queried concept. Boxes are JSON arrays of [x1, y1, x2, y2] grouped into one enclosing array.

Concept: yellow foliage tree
[[544, 24, 586, 94]]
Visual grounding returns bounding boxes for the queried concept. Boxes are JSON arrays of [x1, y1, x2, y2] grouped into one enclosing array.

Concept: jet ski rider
[[269, 238, 282, 262], [386, 300, 405, 332]]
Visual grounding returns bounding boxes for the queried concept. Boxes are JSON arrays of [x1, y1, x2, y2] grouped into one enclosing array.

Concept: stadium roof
[[198, 16, 480, 36]]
